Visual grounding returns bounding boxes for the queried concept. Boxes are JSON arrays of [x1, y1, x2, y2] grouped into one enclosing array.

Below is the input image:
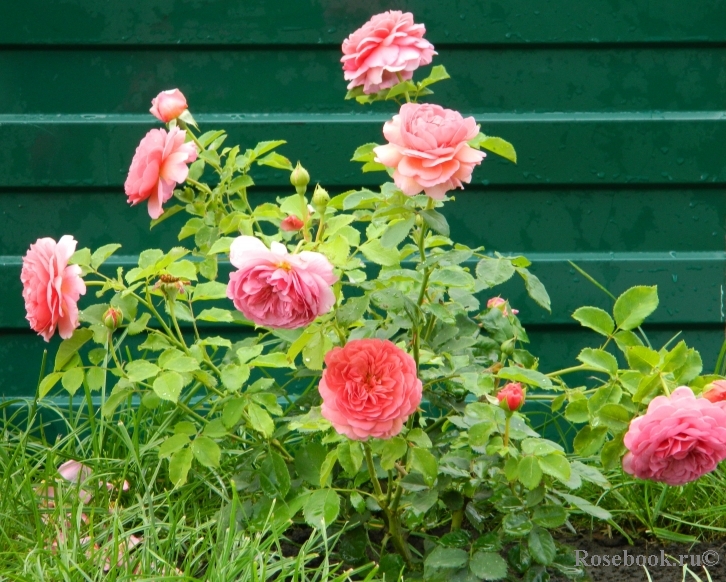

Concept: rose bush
[[21, 10, 725, 581]]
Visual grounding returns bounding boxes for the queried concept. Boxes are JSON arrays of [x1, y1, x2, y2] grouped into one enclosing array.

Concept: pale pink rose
[[226, 236, 337, 329], [280, 215, 304, 232], [319, 339, 422, 440], [487, 296, 519, 316], [124, 126, 198, 219], [341, 10, 435, 94], [623, 387, 726, 486], [150, 89, 188, 123], [21, 236, 86, 342], [374, 103, 485, 200], [58, 460, 92, 484]]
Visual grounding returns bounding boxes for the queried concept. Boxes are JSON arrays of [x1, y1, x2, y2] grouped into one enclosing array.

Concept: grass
[[0, 391, 383, 581]]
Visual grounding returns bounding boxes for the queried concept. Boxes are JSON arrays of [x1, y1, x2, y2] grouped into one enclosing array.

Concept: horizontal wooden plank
[[1, 188, 724, 256], [0, 325, 721, 399], [0, 252, 723, 329], [0, 114, 724, 188], [2, 48, 725, 114], [2, 1, 724, 45]]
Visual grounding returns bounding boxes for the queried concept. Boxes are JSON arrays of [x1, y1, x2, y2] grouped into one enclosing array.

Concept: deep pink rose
[[341, 10, 435, 94], [150, 89, 188, 123], [702, 380, 726, 404], [374, 103, 485, 200], [280, 215, 304, 232], [497, 382, 525, 412], [226, 236, 337, 329], [319, 339, 423, 440], [21, 235, 86, 342], [487, 297, 519, 316], [124, 126, 197, 219], [623, 387, 726, 486]]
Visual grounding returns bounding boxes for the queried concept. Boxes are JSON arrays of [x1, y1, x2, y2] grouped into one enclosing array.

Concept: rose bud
[[149, 89, 188, 123], [280, 215, 304, 232], [703, 380, 726, 404], [487, 296, 519, 316], [290, 162, 310, 194], [103, 307, 123, 330], [312, 185, 330, 213], [497, 382, 525, 412]]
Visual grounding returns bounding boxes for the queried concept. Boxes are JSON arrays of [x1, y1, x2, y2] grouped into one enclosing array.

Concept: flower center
[[276, 261, 292, 272]]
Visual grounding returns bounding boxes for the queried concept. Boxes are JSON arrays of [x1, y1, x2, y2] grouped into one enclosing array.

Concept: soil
[[554, 534, 726, 582]]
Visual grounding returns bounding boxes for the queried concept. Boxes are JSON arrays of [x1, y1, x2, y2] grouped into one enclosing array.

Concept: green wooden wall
[[1, 1, 725, 397]]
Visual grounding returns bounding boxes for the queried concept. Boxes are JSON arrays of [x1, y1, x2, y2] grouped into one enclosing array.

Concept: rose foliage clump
[[22, 10, 725, 582]]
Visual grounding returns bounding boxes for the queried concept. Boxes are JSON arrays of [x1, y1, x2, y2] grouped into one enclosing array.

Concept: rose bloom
[[226, 236, 337, 329], [488, 297, 519, 316], [702, 380, 726, 404], [319, 339, 422, 440], [150, 88, 188, 123], [497, 382, 525, 412], [341, 10, 435, 94], [374, 103, 485, 200], [623, 386, 726, 486], [280, 215, 304, 232], [124, 126, 197, 219], [21, 235, 86, 342]]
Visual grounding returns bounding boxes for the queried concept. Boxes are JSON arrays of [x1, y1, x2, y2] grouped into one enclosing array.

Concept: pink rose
[[280, 215, 304, 232], [319, 339, 423, 440], [341, 11, 435, 94], [497, 382, 525, 412], [702, 380, 726, 404], [374, 103, 485, 200], [623, 386, 726, 486], [226, 236, 337, 329], [21, 235, 86, 342], [487, 297, 519, 316], [150, 89, 188, 123], [124, 126, 197, 219]]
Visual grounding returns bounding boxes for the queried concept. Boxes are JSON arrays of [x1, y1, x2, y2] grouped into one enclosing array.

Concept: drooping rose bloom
[[488, 297, 519, 316], [150, 89, 188, 123], [622, 387, 726, 486], [319, 339, 423, 440], [702, 380, 726, 404], [280, 215, 304, 232], [497, 382, 525, 412], [21, 235, 86, 342], [226, 236, 337, 329], [374, 103, 485, 200], [341, 10, 435, 94], [124, 126, 197, 219]]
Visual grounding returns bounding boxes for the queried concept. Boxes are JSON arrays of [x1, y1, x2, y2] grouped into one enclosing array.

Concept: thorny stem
[[503, 414, 511, 448], [364, 443, 385, 501], [364, 443, 415, 569], [167, 299, 191, 354], [395, 72, 411, 103], [546, 364, 589, 378]]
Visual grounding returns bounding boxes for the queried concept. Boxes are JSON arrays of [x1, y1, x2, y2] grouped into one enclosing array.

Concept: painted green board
[[2, 1, 725, 44], [0, 2, 724, 397]]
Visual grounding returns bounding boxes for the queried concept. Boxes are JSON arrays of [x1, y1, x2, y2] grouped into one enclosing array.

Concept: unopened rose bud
[[280, 215, 304, 232], [149, 89, 188, 123], [290, 162, 310, 194], [500, 338, 516, 356], [312, 184, 330, 212], [487, 296, 519, 316], [703, 380, 726, 403], [497, 382, 525, 412], [103, 307, 123, 330]]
